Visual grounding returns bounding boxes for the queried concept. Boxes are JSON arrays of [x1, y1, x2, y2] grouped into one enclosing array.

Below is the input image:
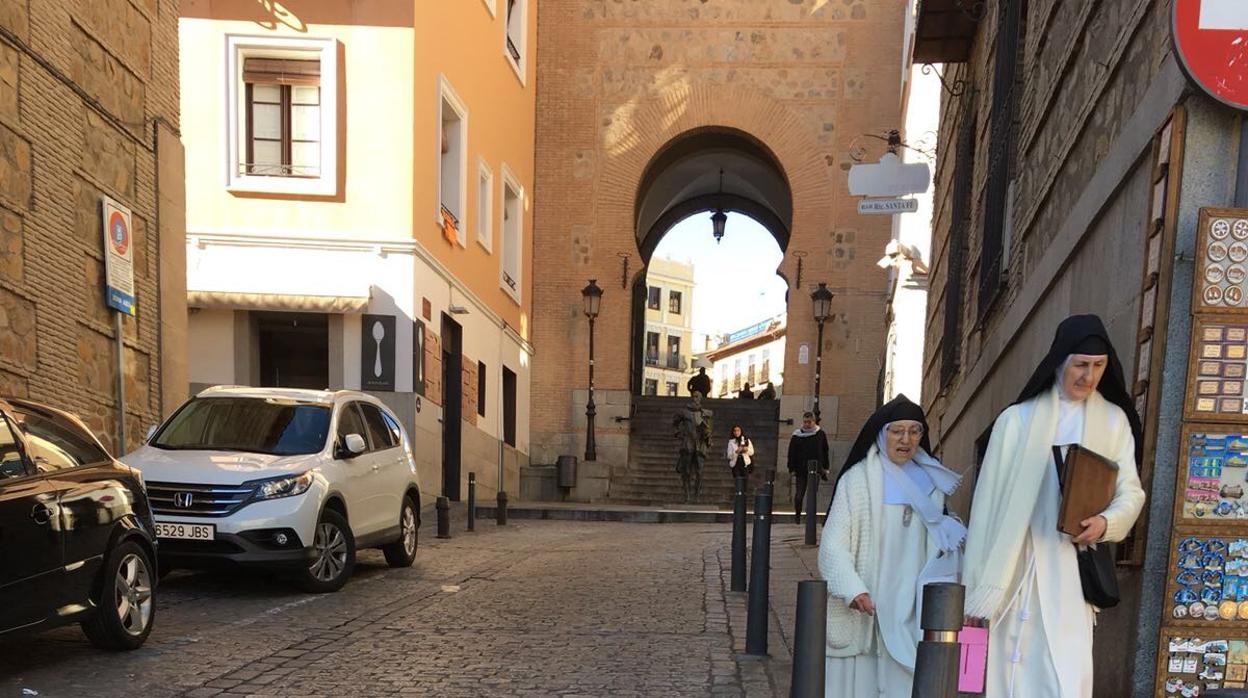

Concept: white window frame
[[476, 158, 494, 252], [482, 0, 497, 17], [225, 34, 338, 197], [437, 75, 470, 247], [503, 0, 528, 85], [499, 163, 523, 304]]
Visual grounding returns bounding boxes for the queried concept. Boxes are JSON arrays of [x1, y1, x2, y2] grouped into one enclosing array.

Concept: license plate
[[154, 521, 215, 541]]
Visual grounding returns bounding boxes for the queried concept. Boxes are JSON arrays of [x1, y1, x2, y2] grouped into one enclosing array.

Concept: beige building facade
[[706, 316, 786, 400], [178, 1, 535, 501], [0, 0, 186, 452], [641, 256, 693, 396], [530, 0, 908, 499]]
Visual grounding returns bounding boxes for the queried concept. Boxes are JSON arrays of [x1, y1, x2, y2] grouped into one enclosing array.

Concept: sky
[[650, 212, 788, 339]]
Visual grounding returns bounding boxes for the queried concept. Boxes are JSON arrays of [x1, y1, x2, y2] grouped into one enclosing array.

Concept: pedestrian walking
[[687, 367, 712, 398], [738, 383, 755, 399], [818, 394, 966, 697], [757, 381, 777, 400], [726, 424, 754, 479], [787, 411, 829, 524], [962, 314, 1145, 698]]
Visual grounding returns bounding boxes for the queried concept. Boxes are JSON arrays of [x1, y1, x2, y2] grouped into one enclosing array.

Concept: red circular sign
[[1174, 0, 1248, 111], [108, 210, 129, 255]]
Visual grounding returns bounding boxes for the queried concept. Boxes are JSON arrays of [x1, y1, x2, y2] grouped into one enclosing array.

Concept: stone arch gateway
[[530, 0, 907, 503]]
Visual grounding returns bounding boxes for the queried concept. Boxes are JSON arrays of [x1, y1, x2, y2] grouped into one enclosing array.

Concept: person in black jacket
[[687, 368, 712, 398], [787, 411, 829, 524]]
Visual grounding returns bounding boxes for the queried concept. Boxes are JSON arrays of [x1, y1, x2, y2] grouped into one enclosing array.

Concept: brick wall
[[0, 0, 180, 453], [922, 0, 1170, 421], [531, 0, 906, 461]]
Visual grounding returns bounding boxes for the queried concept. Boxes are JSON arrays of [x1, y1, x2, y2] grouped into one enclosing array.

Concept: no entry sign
[[1174, 0, 1248, 110]]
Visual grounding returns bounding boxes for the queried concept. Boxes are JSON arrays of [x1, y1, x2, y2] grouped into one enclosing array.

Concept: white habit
[[819, 447, 963, 697], [962, 386, 1145, 698]]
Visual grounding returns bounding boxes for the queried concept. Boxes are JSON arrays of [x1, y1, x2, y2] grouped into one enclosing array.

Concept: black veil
[[1012, 313, 1143, 463], [832, 393, 931, 493]]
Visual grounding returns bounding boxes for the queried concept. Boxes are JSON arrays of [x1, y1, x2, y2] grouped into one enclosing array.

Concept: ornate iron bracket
[[922, 63, 967, 97], [616, 251, 631, 289], [953, 0, 986, 21], [792, 250, 808, 289]]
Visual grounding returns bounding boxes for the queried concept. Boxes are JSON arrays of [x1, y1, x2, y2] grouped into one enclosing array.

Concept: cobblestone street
[[0, 518, 820, 697]]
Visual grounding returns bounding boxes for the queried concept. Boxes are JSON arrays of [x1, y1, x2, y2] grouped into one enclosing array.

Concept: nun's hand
[[850, 593, 875, 616], [1072, 515, 1108, 545]]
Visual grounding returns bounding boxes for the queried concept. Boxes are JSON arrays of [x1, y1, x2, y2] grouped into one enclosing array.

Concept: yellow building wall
[[413, 1, 537, 336], [179, 3, 415, 241]]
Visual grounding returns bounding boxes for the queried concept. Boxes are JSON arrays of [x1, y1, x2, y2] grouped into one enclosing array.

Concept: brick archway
[[595, 84, 833, 394]]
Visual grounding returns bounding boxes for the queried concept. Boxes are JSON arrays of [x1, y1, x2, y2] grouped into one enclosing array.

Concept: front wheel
[[382, 495, 419, 568], [81, 539, 156, 651], [295, 509, 355, 593]]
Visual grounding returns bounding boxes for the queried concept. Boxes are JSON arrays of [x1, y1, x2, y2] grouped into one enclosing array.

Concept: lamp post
[[582, 279, 603, 461], [810, 282, 834, 421]]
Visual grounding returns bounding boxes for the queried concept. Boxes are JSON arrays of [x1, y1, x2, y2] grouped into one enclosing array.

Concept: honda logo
[[173, 492, 194, 508]]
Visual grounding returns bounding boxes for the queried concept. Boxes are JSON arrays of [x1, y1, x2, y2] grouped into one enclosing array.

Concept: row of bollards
[[433, 472, 508, 541]]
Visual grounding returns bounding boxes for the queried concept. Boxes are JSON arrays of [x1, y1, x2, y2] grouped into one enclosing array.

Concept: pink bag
[[957, 626, 989, 694]]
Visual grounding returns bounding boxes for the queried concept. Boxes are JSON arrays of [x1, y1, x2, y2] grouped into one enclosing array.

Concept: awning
[[187, 290, 370, 314]]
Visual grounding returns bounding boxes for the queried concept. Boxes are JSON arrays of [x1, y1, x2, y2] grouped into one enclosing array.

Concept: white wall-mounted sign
[[858, 198, 919, 215], [848, 152, 930, 197], [798, 343, 810, 365], [101, 196, 136, 315]]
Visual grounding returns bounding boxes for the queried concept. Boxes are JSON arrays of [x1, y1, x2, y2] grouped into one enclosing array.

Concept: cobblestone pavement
[[0, 518, 821, 697]]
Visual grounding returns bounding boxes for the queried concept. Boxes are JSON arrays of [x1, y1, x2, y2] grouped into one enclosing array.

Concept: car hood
[[123, 446, 322, 485]]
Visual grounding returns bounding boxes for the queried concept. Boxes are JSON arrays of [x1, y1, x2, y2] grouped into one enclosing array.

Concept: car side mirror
[[337, 433, 366, 459]]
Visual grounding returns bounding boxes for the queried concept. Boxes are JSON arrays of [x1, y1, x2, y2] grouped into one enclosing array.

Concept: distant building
[[641, 257, 694, 396], [704, 316, 786, 399]]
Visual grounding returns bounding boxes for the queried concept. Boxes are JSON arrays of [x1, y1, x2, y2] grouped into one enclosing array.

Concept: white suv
[[125, 387, 421, 593]]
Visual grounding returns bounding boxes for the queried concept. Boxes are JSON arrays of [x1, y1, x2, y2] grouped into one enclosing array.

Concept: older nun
[[818, 394, 966, 696]]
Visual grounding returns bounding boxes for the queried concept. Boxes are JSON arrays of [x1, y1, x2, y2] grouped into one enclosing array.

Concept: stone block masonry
[[0, 0, 183, 452]]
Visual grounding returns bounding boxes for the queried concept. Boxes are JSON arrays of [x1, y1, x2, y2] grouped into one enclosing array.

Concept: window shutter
[[243, 58, 321, 86]]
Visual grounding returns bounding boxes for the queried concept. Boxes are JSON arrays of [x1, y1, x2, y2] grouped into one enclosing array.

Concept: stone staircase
[[610, 396, 782, 506]]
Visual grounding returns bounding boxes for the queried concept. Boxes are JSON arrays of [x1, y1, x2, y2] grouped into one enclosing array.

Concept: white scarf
[[873, 430, 966, 554], [962, 385, 1118, 620]]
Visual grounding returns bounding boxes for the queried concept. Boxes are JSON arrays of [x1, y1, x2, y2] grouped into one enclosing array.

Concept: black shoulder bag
[[1053, 446, 1120, 609]]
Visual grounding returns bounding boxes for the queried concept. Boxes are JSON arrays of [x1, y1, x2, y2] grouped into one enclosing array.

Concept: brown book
[[1056, 445, 1118, 537]]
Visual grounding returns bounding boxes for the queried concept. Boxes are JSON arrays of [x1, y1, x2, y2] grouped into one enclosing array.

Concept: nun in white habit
[[818, 394, 966, 697], [962, 314, 1146, 697]]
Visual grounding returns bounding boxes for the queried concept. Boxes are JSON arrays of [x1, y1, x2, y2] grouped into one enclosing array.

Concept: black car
[[0, 398, 157, 650]]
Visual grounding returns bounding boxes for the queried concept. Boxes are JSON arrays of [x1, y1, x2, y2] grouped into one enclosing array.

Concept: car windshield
[[151, 397, 331, 456]]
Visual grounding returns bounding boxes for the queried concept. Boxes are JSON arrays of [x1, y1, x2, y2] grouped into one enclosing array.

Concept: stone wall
[[0, 0, 182, 452], [531, 0, 907, 473]]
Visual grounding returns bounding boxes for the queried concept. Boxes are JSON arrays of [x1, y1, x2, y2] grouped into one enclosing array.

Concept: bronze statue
[[673, 391, 713, 503]]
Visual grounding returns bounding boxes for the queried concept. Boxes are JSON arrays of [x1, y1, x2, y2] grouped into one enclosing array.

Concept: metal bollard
[[435, 496, 450, 539], [467, 472, 476, 532], [731, 475, 748, 593], [496, 490, 508, 526], [790, 580, 827, 698], [912, 582, 965, 698], [804, 459, 819, 545], [745, 490, 773, 656]]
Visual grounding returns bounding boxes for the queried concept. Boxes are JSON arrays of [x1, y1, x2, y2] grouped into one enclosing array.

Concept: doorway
[[440, 314, 463, 501], [256, 312, 329, 389]]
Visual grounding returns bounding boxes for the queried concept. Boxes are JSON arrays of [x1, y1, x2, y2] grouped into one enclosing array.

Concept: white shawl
[[962, 385, 1138, 620]]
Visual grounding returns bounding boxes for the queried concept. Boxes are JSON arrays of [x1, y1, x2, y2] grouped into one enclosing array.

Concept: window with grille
[[226, 35, 338, 196], [669, 291, 682, 314], [243, 58, 321, 178], [977, 0, 1026, 319], [942, 108, 977, 387], [500, 165, 523, 301]]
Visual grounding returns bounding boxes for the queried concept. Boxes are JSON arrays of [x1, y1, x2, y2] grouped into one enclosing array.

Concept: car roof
[[193, 386, 375, 406]]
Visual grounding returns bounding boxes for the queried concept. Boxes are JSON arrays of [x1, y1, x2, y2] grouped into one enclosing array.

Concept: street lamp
[[710, 168, 727, 244], [582, 279, 603, 461], [810, 282, 834, 421]]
